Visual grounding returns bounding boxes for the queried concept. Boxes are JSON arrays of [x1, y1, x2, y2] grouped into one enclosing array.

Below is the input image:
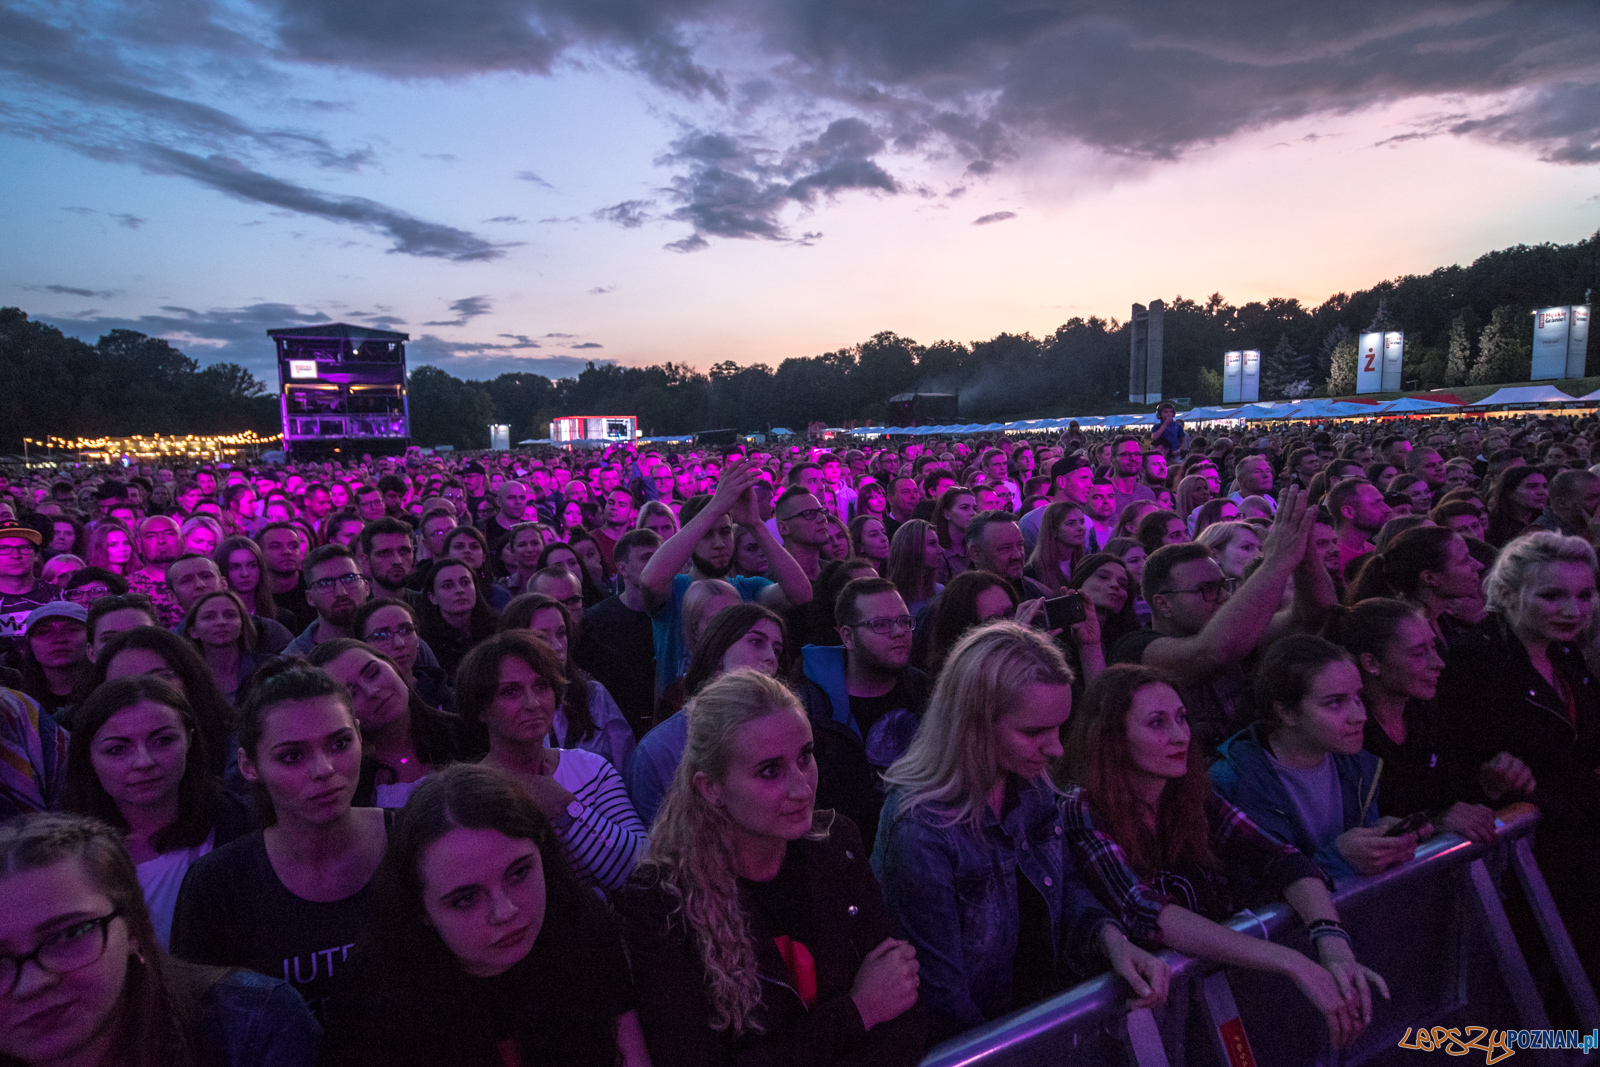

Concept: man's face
[[382, 488, 407, 514], [29, 619, 87, 668], [306, 557, 367, 626], [232, 489, 257, 518], [971, 521, 1026, 580], [1154, 557, 1229, 635], [890, 477, 920, 515], [1386, 440, 1414, 464], [1088, 483, 1116, 521], [355, 490, 384, 522], [1296, 452, 1322, 479], [1312, 523, 1339, 573], [603, 489, 635, 527], [306, 487, 333, 518], [651, 465, 675, 496], [530, 571, 585, 624], [422, 516, 456, 557], [1114, 442, 1143, 477], [793, 467, 824, 496], [777, 494, 829, 550], [929, 476, 956, 501], [463, 471, 486, 496], [618, 544, 657, 591], [366, 533, 415, 589], [1143, 453, 1167, 483], [879, 453, 901, 476], [137, 519, 182, 567], [1343, 484, 1392, 536], [822, 461, 843, 486], [167, 557, 224, 609], [497, 482, 528, 521], [1240, 457, 1273, 493], [261, 528, 308, 575], [0, 535, 36, 579], [841, 590, 912, 675], [1059, 465, 1094, 506], [1417, 451, 1447, 488], [196, 472, 216, 494], [985, 453, 1008, 481], [528, 470, 552, 497]]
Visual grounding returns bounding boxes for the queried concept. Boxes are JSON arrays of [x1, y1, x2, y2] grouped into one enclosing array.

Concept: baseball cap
[[25, 601, 88, 631], [463, 462, 486, 475], [0, 520, 41, 546]]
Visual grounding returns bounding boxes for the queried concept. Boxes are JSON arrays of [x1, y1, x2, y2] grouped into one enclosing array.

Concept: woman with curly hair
[[86, 518, 140, 577], [619, 668, 926, 1066]]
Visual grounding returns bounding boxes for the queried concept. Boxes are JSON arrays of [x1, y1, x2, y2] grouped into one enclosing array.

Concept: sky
[[3, 0, 1598, 386]]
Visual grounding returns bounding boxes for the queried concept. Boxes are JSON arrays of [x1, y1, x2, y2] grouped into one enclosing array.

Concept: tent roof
[[1467, 385, 1580, 407], [266, 322, 410, 341]]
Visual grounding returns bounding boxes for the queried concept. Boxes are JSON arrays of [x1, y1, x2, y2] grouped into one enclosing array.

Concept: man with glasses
[[0, 521, 57, 663], [286, 544, 369, 655], [1109, 488, 1336, 759], [775, 487, 830, 581], [1109, 435, 1157, 515], [794, 577, 929, 844]]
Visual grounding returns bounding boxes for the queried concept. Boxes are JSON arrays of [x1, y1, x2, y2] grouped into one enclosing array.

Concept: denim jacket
[[181, 964, 321, 1067], [1209, 722, 1379, 885], [871, 777, 1118, 1045]]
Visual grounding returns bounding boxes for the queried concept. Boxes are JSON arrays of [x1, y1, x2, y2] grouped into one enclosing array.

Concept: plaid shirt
[[1062, 786, 1328, 943]]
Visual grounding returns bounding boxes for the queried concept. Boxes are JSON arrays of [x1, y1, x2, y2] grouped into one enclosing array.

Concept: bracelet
[[1309, 927, 1353, 947], [1306, 918, 1346, 935]]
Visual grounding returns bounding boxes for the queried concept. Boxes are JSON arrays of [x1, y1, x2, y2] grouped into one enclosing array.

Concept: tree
[[1260, 333, 1312, 399], [1195, 368, 1223, 405], [1316, 325, 1352, 387], [1444, 315, 1474, 386], [1327, 338, 1358, 396], [1470, 306, 1529, 385]]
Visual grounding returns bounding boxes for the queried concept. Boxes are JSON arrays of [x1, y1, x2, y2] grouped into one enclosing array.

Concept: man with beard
[[793, 578, 929, 843], [1328, 478, 1391, 578], [125, 516, 185, 627], [286, 544, 369, 654], [357, 518, 419, 604], [640, 458, 812, 693]]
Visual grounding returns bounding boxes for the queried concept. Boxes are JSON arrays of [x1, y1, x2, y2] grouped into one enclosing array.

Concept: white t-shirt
[[138, 831, 215, 950], [375, 778, 427, 809]]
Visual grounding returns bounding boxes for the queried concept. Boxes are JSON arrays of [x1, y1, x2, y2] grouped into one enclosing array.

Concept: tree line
[[3, 230, 1596, 453]]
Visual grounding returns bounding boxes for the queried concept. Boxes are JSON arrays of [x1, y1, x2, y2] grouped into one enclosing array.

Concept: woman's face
[[329, 484, 350, 508], [485, 656, 558, 748], [49, 522, 76, 554], [0, 858, 133, 1065], [562, 502, 584, 529], [734, 530, 768, 575], [90, 699, 190, 813], [448, 534, 485, 572], [694, 706, 816, 846], [1372, 466, 1398, 491], [104, 531, 131, 567], [863, 488, 887, 516], [993, 681, 1071, 781], [419, 827, 547, 979], [1424, 534, 1483, 600], [240, 695, 361, 826], [943, 494, 977, 533], [1118, 545, 1147, 584], [102, 648, 183, 695], [571, 539, 604, 581], [323, 648, 410, 733], [182, 526, 216, 556], [361, 605, 419, 676], [526, 607, 569, 663], [1512, 473, 1548, 513], [823, 521, 850, 562], [859, 520, 890, 561], [973, 585, 1014, 624], [429, 563, 477, 618], [922, 528, 943, 570], [719, 619, 784, 677], [1155, 489, 1175, 511], [1403, 480, 1433, 511], [1217, 528, 1262, 580], [1124, 683, 1189, 782], [1279, 659, 1367, 757], [1078, 563, 1129, 616], [1199, 468, 1221, 495], [1367, 614, 1445, 701], [1511, 560, 1597, 646], [644, 512, 678, 540], [226, 549, 260, 593], [1162, 518, 1188, 546], [1054, 508, 1087, 550], [543, 547, 580, 575], [190, 596, 243, 649], [511, 531, 543, 569], [1440, 512, 1486, 542]]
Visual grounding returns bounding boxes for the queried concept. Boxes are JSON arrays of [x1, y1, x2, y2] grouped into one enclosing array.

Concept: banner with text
[[1569, 305, 1591, 379], [1223, 350, 1243, 403], [1356, 332, 1384, 394], [1533, 306, 1571, 380], [1382, 332, 1404, 391], [1241, 350, 1261, 402]]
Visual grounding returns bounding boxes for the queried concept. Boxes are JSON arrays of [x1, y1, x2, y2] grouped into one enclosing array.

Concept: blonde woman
[[872, 622, 1168, 1044], [86, 518, 140, 577], [619, 669, 926, 1066]]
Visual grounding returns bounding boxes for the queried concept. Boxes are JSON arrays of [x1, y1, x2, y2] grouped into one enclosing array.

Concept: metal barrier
[[920, 803, 1598, 1067]]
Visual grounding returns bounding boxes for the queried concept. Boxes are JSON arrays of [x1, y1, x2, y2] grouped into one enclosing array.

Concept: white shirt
[[138, 832, 215, 950]]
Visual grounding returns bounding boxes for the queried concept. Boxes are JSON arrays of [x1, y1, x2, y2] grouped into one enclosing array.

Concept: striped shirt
[[552, 747, 647, 891], [1, 688, 69, 820]]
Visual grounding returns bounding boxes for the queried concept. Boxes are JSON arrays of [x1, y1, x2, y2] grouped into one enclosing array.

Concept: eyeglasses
[[1160, 578, 1239, 603], [64, 585, 113, 603], [308, 572, 366, 593], [0, 543, 34, 557], [848, 615, 915, 635], [367, 623, 417, 642], [1, 911, 122, 995], [781, 508, 827, 522]]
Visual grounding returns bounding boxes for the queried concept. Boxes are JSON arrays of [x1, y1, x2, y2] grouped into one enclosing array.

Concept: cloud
[[543, 332, 575, 338], [572, 341, 604, 348], [27, 284, 117, 298], [135, 146, 510, 261], [592, 199, 655, 228], [973, 211, 1016, 225], [588, 285, 616, 295], [483, 215, 527, 223], [423, 295, 494, 326], [406, 337, 604, 380], [59, 207, 147, 229], [515, 171, 556, 190]]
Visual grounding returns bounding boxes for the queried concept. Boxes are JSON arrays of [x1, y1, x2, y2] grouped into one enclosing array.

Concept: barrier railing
[[920, 803, 1598, 1067]]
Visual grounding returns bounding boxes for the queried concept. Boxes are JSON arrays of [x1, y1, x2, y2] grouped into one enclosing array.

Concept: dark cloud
[[515, 171, 556, 190], [592, 199, 655, 228], [497, 334, 543, 348], [572, 341, 603, 348], [588, 285, 616, 294], [37, 302, 334, 378], [28, 284, 118, 298], [484, 215, 527, 223], [424, 295, 494, 326], [973, 211, 1015, 225], [406, 338, 602, 381], [136, 146, 509, 260], [58, 207, 148, 229], [544, 332, 575, 338]]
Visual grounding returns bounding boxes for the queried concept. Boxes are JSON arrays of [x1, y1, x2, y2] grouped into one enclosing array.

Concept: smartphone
[[1385, 812, 1431, 838], [1044, 594, 1087, 630]]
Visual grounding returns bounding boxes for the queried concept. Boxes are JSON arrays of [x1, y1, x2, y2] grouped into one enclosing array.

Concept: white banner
[[1356, 333, 1383, 394], [1532, 306, 1570, 380], [1241, 350, 1260, 402], [1381, 332, 1404, 392], [1223, 350, 1242, 403], [1567, 305, 1590, 379]]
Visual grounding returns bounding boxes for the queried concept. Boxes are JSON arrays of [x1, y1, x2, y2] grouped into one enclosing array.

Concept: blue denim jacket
[[186, 965, 321, 1067], [871, 776, 1119, 1044]]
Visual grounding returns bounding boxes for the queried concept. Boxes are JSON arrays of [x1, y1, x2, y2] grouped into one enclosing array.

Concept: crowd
[[2, 401, 1598, 1066]]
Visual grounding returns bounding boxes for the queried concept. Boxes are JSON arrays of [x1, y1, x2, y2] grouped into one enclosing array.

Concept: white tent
[[1371, 397, 1462, 414], [1467, 386, 1581, 407], [1577, 388, 1600, 401]]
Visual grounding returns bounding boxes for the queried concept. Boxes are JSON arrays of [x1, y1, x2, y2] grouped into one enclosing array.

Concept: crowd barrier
[[920, 803, 1598, 1067]]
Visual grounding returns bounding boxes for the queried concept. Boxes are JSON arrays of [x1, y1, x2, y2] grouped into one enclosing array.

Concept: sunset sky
[[3, 0, 1597, 383]]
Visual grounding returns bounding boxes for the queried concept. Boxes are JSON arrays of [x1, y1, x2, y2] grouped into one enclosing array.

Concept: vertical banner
[[1241, 349, 1261, 402], [1381, 331, 1404, 391], [489, 424, 510, 450], [1356, 332, 1383, 394], [1567, 305, 1590, 379], [1223, 350, 1242, 403], [1129, 304, 1148, 403], [1532, 306, 1571, 380]]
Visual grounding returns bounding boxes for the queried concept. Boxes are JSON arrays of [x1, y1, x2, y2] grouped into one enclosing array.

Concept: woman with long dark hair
[[883, 519, 943, 616], [1065, 551, 1138, 656], [86, 519, 140, 578], [318, 764, 648, 1067], [1344, 526, 1484, 640], [61, 676, 254, 948], [415, 558, 500, 680], [442, 523, 511, 610], [1062, 663, 1391, 1051], [181, 589, 263, 703], [214, 535, 280, 625], [621, 669, 927, 1065], [0, 811, 318, 1067], [918, 569, 1020, 675], [849, 514, 891, 572], [1484, 465, 1548, 547], [94, 626, 235, 780], [932, 486, 977, 583], [499, 592, 635, 772], [1024, 501, 1085, 595]]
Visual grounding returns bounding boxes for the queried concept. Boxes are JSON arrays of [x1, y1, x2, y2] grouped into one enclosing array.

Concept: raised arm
[[728, 481, 813, 608], [639, 460, 761, 608]]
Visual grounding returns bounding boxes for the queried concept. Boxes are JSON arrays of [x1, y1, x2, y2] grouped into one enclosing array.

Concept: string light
[[36, 430, 283, 462]]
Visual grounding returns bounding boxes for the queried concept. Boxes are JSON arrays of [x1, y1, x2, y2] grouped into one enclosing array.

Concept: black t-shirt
[[576, 595, 657, 739], [171, 824, 384, 1022], [741, 843, 815, 948], [850, 678, 921, 771], [1362, 698, 1475, 819]]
